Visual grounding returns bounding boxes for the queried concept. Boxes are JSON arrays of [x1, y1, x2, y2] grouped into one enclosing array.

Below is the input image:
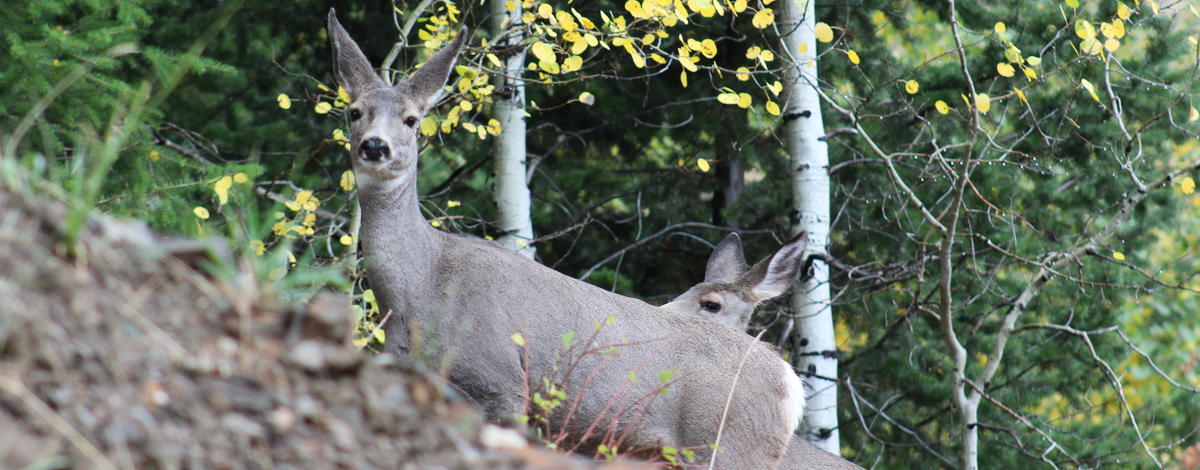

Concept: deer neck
[[357, 174, 441, 311]]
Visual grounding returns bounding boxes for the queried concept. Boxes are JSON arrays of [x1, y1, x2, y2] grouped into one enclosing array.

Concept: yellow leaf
[[759, 50, 775, 63], [561, 55, 583, 73], [751, 8, 774, 29], [511, 332, 527, 347], [1074, 20, 1095, 40], [1014, 87, 1028, 103], [486, 119, 502, 136], [1117, 2, 1131, 19], [1080, 78, 1096, 93], [697, 158, 711, 172], [233, 172, 249, 183], [537, 3, 552, 18], [846, 49, 860, 64], [277, 93, 291, 109], [698, 39, 717, 58], [214, 176, 233, 206], [1104, 38, 1120, 52], [732, 0, 747, 13], [314, 102, 332, 114], [737, 93, 752, 108], [249, 240, 265, 256], [935, 100, 950, 114], [1191, 106, 1200, 122], [539, 59, 560, 74], [531, 42, 556, 63], [767, 81, 783, 96], [746, 46, 761, 60], [430, 220, 442, 228], [340, 235, 354, 246], [1023, 67, 1037, 80], [1111, 20, 1125, 38], [977, 353, 989, 367], [1150, 0, 1159, 15], [193, 207, 210, 220], [1112, 251, 1126, 260], [486, 53, 503, 67], [353, 337, 369, 348], [814, 22, 834, 43], [994, 22, 1006, 34], [373, 328, 385, 342], [332, 128, 346, 142], [765, 101, 781, 116], [625, 0, 647, 18], [975, 93, 991, 113], [149, 151, 160, 161], [735, 67, 750, 81], [340, 170, 355, 191], [1065, 0, 1079, 8], [904, 80, 919, 94], [447, 200, 461, 208], [337, 87, 350, 104], [420, 117, 437, 136], [680, 70, 688, 87], [1182, 176, 1197, 194], [579, 91, 596, 105], [1080, 37, 1103, 55], [717, 92, 740, 105], [1025, 56, 1042, 66], [997, 63, 1015, 77]]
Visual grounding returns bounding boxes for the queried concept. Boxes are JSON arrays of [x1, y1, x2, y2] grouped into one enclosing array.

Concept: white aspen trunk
[[491, 0, 535, 258], [780, 0, 839, 455]]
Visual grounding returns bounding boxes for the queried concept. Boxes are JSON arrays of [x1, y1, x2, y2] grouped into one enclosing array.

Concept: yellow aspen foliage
[[751, 8, 774, 29], [975, 93, 991, 113], [214, 176, 233, 206], [766, 101, 781, 116], [193, 207, 210, 220], [1014, 87, 1028, 103], [340, 170, 355, 191], [997, 63, 1015, 77], [1113, 251, 1126, 260], [814, 22, 834, 42], [314, 102, 332, 114], [277, 93, 291, 109], [935, 100, 950, 114], [846, 49, 860, 64], [904, 80, 919, 94], [697, 158, 710, 172], [736, 92, 751, 108], [994, 22, 1006, 34]]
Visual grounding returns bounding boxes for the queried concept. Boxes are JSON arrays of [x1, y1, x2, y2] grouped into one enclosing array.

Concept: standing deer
[[662, 233, 863, 470], [327, 10, 803, 469]]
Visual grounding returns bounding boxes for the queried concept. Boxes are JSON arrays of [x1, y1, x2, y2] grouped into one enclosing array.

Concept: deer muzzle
[[360, 137, 390, 161]]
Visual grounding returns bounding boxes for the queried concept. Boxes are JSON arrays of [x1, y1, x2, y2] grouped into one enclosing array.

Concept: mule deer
[[663, 233, 863, 470], [328, 11, 802, 469]]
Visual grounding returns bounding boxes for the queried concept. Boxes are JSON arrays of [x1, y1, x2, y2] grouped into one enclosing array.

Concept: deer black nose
[[360, 138, 389, 161]]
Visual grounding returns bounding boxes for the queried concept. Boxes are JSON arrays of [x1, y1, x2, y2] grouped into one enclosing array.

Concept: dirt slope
[[0, 182, 645, 470]]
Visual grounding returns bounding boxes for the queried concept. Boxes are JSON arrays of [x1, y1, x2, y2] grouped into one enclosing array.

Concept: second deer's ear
[[328, 9, 384, 100], [705, 233, 750, 283], [403, 28, 468, 111], [740, 233, 809, 302]]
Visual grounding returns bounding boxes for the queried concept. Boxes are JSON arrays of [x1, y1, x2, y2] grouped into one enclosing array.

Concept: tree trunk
[[491, 1, 535, 258], [780, 0, 839, 455], [711, 114, 744, 227]]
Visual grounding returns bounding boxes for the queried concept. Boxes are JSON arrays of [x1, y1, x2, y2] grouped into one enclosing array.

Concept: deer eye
[[404, 116, 418, 128], [349, 109, 362, 121], [701, 301, 722, 313]]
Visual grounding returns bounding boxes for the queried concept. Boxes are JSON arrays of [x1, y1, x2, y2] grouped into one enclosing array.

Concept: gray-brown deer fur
[[327, 10, 803, 469], [663, 233, 864, 470]]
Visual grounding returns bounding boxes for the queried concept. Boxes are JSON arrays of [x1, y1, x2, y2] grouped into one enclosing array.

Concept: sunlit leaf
[[904, 80, 919, 94], [1074, 19, 1095, 40], [340, 170, 355, 191], [214, 176, 233, 206], [314, 102, 332, 114], [975, 93, 991, 113], [193, 207, 210, 220], [249, 240, 265, 256], [996, 63, 1015, 77], [1112, 251, 1126, 260], [1025, 56, 1042, 66], [994, 22, 1006, 34], [717, 92, 740, 105], [846, 49, 860, 64], [233, 173, 249, 184], [935, 100, 950, 114], [1104, 38, 1120, 52], [1182, 176, 1197, 194], [751, 8, 774, 29], [1014, 87, 1028, 103], [277, 93, 291, 109], [511, 332, 527, 347], [579, 91, 596, 105], [1065, 0, 1079, 8], [531, 42, 555, 63], [814, 22, 834, 43], [1191, 107, 1200, 122], [736, 92, 752, 108], [1117, 2, 1131, 19], [766, 101, 781, 115], [340, 235, 353, 246], [697, 158, 711, 172]]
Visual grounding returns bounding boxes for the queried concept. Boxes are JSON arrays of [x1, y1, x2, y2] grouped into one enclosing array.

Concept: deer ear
[[402, 28, 468, 111], [328, 9, 384, 100], [739, 233, 809, 302], [705, 233, 750, 283]]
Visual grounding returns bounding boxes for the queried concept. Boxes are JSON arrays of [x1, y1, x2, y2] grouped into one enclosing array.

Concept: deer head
[[662, 233, 809, 331], [328, 10, 466, 193]]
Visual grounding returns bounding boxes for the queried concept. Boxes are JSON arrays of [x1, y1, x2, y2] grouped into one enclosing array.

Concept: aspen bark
[[491, 0, 535, 258], [780, 0, 839, 455]]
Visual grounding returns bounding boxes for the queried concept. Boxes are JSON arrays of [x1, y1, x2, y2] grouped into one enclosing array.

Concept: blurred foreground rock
[[0, 181, 649, 470]]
